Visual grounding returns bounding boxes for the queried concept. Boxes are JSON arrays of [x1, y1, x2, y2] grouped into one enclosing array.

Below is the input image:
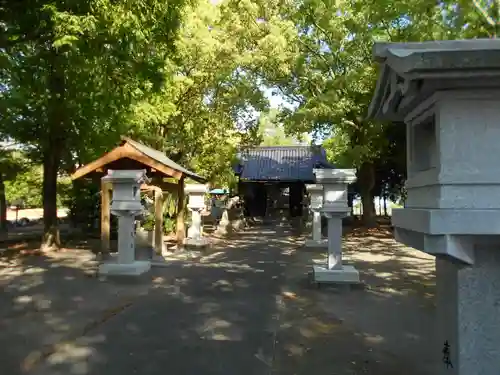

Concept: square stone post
[[98, 169, 151, 276], [368, 39, 500, 375], [304, 184, 327, 248], [183, 184, 210, 249], [311, 168, 359, 284]]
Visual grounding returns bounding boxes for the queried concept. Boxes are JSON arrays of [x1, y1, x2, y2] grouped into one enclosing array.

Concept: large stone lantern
[[312, 168, 358, 284], [99, 169, 151, 276], [367, 39, 500, 375], [183, 184, 210, 249]]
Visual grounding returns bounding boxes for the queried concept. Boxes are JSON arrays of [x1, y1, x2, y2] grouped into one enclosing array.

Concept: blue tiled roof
[[236, 146, 334, 182]]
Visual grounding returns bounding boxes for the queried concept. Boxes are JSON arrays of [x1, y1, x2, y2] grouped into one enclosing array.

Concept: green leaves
[[126, 0, 296, 186], [2, 0, 191, 164], [255, 0, 497, 166]]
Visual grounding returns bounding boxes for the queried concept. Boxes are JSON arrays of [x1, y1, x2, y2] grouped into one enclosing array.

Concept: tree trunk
[[41, 147, 61, 250], [41, 47, 65, 251], [358, 162, 376, 227], [383, 196, 388, 217], [0, 173, 7, 237]]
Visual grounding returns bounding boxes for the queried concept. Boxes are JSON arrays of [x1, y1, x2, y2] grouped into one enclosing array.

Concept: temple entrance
[[235, 145, 334, 222], [241, 182, 305, 219], [253, 183, 268, 217], [289, 183, 304, 217]]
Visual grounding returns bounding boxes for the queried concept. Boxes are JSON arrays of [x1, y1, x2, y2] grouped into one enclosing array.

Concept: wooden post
[[154, 189, 164, 255], [176, 176, 186, 247], [100, 179, 111, 256]]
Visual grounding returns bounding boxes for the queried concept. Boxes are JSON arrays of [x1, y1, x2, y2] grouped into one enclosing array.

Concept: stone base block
[[183, 237, 211, 250], [215, 225, 232, 237], [312, 265, 360, 284], [304, 239, 328, 248], [98, 260, 151, 276]]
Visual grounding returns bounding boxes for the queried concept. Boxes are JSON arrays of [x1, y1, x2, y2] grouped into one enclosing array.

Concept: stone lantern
[[305, 184, 327, 247], [99, 169, 151, 276], [312, 168, 358, 283], [183, 184, 210, 248], [368, 39, 500, 375]]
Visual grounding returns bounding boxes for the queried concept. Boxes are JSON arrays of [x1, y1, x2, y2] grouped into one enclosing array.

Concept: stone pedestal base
[[99, 260, 151, 276], [215, 223, 232, 237], [312, 265, 360, 284], [436, 247, 500, 375], [304, 239, 328, 248], [183, 237, 210, 250]]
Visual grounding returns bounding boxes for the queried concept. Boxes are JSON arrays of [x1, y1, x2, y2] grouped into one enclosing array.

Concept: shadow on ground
[[0, 221, 438, 375], [287, 224, 438, 375]]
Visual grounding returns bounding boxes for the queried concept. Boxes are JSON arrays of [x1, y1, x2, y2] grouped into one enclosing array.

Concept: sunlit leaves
[[126, 0, 300, 186], [1, 0, 190, 167]]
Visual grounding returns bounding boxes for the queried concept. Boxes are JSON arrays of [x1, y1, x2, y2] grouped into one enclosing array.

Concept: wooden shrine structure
[[71, 137, 206, 254]]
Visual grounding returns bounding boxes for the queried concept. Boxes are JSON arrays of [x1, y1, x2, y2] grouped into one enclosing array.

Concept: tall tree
[[1, 0, 189, 248], [127, 0, 298, 187], [250, 0, 494, 225]]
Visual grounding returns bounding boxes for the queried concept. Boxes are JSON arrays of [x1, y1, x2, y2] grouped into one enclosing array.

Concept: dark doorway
[[289, 182, 304, 217], [253, 183, 267, 217], [243, 183, 268, 217]]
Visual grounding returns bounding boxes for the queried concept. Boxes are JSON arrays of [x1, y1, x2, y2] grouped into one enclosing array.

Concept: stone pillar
[[215, 208, 231, 236], [117, 215, 135, 264], [325, 212, 342, 269], [183, 184, 210, 249], [304, 184, 327, 248], [368, 39, 500, 375], [98, 169, 151, 276], [188, 208, 203, 239], [312, 168, 359, 284]]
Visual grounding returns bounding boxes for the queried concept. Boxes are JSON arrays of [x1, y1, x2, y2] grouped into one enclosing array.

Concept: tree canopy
[[0, 0, 496, 242], [245, 0, 496, 223], [1, 0, 191, 246]]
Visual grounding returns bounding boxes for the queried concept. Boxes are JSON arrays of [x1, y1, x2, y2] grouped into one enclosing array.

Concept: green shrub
[[163, 214, 176, 234], [141, 213, 155, 232]]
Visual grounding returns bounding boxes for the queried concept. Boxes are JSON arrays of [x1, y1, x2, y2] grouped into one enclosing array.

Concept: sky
[[264, 87, 296, 110], [263, 88, 326, 145]]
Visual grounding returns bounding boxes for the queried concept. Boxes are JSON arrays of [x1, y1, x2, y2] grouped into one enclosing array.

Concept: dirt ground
[[0, 222, 439, 375], [280, 224, 438, 375]]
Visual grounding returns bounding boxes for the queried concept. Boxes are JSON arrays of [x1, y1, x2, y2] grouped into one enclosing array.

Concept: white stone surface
[[99, 169, 151, 277], [368, 39, 500, 375], [215, 209, 231, 236], [117, 215, 135, 264], [314, 168, 356, 212], [311, 168, 358, 284], [305, 184, 324, 246], [185, 184, 208, 244], [324, 212, 344, 269], [304, 238, 328, 248], [185, 184, 208, 210], [102, 169, 147, 214], [187, 209, 203, 239], [312, 265, 360, 284], [183, 237, 211, 249], [306, 184, 323, 209], [98, 260, 151, 276]]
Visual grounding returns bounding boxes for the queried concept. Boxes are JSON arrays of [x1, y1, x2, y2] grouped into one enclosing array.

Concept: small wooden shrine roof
[[71, 137, 205, 182]]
